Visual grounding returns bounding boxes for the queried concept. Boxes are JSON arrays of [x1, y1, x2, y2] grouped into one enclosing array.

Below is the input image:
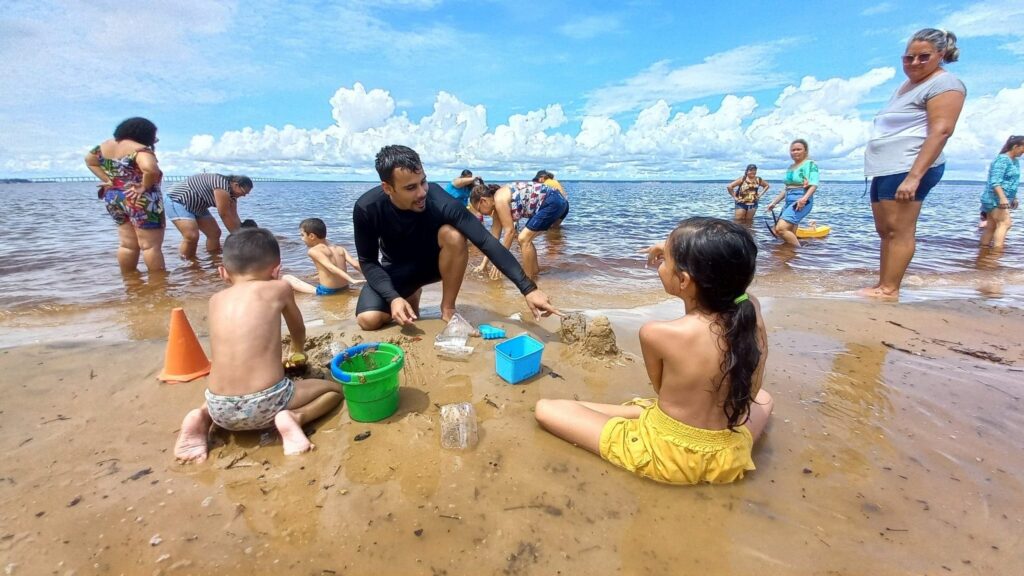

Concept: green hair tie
[[733, 293, 749, 305]]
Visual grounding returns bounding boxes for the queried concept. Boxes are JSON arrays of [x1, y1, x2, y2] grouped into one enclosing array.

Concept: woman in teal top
[[980, 135, 1024, 249], [765, 139, 819, 246]]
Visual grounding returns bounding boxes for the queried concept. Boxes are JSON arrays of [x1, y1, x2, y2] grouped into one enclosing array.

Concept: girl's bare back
[[650, 298, 767, 431]]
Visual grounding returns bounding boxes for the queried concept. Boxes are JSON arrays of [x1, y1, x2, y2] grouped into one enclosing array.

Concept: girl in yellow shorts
[[535, 217, 774, 485]]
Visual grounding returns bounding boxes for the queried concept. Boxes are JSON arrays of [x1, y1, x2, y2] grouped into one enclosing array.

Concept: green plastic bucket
[[329, 342, 404, 422]]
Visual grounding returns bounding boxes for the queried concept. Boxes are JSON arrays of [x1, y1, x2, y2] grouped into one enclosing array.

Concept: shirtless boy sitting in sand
[[174, 227, 343, 462], [283, 218, 364, 296]]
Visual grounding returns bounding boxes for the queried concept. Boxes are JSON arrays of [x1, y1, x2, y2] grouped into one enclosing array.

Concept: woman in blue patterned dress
[[979, 135, 1024, 249]]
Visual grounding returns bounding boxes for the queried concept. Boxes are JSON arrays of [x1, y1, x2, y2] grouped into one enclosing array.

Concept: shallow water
[[1, 180, 1022, 346]]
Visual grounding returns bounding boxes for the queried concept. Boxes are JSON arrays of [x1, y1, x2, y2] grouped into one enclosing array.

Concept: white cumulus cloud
[[940, 0, 1024, 55], [7, 70, 1023, 182], [330, 83, 396, 133], [583, 42, 791, 117]]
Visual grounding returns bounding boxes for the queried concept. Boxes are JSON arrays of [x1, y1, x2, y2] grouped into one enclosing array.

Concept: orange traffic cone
[[159, 307, 211, 383]]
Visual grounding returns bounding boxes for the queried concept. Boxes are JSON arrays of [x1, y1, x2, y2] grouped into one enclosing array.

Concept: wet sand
[[1, 295, 1023, 575]]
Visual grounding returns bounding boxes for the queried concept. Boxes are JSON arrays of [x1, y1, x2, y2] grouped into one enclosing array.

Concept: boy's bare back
[[310, 244, 354, 289], [641, 295, 767, 431], [207, 279, 294, 397]]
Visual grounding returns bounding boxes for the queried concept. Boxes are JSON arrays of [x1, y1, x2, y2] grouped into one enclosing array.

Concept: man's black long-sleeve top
[[352, 182, 537, 304]]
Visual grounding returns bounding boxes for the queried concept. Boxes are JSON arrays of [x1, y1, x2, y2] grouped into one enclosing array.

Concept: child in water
[[174, 228, 343, 462], [535, 217, 774, 484], [282, 218, 364, 296]]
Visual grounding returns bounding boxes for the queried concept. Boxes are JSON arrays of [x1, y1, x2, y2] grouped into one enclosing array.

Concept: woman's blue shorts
[[869, 164, 944, 203], [780, 190, 812, 225]]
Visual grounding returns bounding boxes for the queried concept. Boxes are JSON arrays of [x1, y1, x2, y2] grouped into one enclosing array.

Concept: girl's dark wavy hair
[[669, 217, 760, 429]]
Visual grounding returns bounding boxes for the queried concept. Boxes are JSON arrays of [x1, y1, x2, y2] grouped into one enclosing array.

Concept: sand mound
[[558, 313, 587, 344], [559, 314, 619, 357], [582, 316, 619, 356]]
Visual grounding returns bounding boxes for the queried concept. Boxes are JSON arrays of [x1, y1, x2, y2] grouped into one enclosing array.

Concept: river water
[[1, 180, 1021, 346]]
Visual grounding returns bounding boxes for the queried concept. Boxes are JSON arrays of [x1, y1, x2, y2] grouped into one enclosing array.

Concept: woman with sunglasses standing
[[979, 135, 1024, 249], [860, 28, 966, 300]]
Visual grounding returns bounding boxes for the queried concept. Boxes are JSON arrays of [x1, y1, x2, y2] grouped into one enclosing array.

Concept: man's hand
[[525, 289, 561, 320], [390, 297, 417, 326]]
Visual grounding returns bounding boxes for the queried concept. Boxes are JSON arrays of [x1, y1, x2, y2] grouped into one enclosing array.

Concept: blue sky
[[2, 0, 1023, 180]]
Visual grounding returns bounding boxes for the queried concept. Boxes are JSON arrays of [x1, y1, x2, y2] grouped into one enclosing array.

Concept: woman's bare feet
[[857, 286, 898, 300], [174, 408, 212, 463], [275, 410, 314, 455]]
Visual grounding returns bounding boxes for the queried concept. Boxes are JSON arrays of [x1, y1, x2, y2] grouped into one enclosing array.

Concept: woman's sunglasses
[[902, 53, 934, 64]]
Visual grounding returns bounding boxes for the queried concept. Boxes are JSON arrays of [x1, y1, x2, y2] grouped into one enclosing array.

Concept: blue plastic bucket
[[494, 334, 544, 384]]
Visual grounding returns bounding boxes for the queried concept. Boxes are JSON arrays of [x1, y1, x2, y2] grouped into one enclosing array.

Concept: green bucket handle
[[329, 343, 381, 383]]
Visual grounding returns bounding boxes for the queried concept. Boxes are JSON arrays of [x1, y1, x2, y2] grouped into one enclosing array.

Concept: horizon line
[[0, 177, 989, 185]]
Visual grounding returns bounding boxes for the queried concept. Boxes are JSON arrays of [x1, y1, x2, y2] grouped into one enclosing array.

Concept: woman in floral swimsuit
[[469, 181, 568, 280], [84, 117, 166, 273], [726, 164, 769, 221]]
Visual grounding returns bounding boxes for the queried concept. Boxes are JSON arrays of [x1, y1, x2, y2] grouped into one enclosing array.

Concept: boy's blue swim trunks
[[315, 285, 345, 296]]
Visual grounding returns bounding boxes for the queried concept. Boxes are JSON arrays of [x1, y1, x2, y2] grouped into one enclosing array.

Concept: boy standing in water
[[174, 227, 343, 462], [283, 218, 364, 295]]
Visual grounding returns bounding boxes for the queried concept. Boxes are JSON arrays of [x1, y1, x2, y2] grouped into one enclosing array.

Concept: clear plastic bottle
[[435, 313, 475, 347], [435, 342, 474, 361], [439, 402, 479, 450]]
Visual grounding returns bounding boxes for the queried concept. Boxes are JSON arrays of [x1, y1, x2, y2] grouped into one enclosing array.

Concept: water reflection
[[804, 341, 895, 480], [974, 246, 1005, 271], [118, 271, 189, 340], [543, 225, 567, 260]]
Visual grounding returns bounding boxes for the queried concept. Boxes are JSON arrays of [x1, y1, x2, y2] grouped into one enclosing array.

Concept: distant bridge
[[25, 176, 298, 183]]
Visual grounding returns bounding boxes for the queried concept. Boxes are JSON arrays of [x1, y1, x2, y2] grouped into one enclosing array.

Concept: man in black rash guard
[[353, 145, 560, 331]]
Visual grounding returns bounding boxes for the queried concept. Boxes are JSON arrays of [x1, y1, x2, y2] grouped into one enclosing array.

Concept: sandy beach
[[2, 288, 1022, 575]]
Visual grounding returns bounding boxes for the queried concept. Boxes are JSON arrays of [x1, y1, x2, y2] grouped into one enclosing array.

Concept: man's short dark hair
[[240, 219, 258, 228], [113, 117, 159, 147], [375, 145, 423, 184], [222, 228, 280, 275], [300, 217, 327, 239], [460, 169, 473, 178]]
